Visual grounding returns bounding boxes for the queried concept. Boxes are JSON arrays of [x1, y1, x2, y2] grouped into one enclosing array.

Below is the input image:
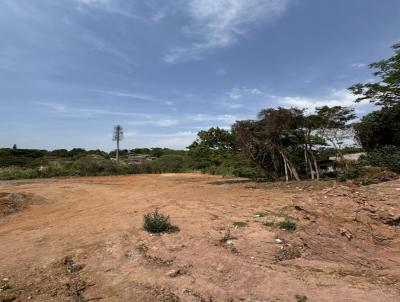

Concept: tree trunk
[[309, 150, 320, 180], [116, 139, 120, 163], [283, 155, 289, 182], [304, 145, 315, 180], [281, 151, 300, 181]]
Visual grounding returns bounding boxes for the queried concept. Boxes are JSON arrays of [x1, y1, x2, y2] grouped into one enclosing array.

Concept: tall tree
[[314, 106, 356, 159], [349, 42, 400, 149], [188, 127, 235, 169], [353, 105, 400, 149], [113, 125, 124, 162], [349, 43, 400, 107]]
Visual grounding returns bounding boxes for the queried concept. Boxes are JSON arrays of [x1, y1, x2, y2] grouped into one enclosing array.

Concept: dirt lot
[[0, 173, 399, 302]]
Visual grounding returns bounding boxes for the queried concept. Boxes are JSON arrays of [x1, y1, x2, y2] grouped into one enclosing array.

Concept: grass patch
[[232, 221, 248, 228], [143, 209, 179, 233], [277, 219, 297, 231]]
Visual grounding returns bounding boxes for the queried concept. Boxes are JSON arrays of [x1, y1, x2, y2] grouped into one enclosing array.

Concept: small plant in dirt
[[295, 294, 308, 302], [1, 294, 16, 302], [220, 229, 237, 243], [143, 209, 178, 233], [232, 221, 248, 228], [277, 219, 297, 231]]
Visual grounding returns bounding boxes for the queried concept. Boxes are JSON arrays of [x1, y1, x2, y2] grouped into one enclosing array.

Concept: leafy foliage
[[277, 219, 297, 231], [188, 127, 258, 177], [353, 104, 400, 149], [349, 43, 400, 107], [143, 209, 175, 233], [365, 146, 400, 172], [338, 161, 365, 181]]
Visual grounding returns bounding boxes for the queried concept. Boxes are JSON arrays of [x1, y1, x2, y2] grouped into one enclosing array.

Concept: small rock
[[275, 238, 283, 244], [226, 240, 234, 245], [167, 269, 181, 278]]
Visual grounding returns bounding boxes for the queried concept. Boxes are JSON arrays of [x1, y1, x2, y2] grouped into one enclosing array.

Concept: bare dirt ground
[[0, 173, 399, 302]]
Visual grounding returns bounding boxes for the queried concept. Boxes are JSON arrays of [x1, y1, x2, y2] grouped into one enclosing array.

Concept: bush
[[295, 294, 308, 302], [338, 161, 365, 181], [143, 209, 176, 233], [0, 167, 39, 180], [277, 219, 297, 231], [365, 145, 400, 172]]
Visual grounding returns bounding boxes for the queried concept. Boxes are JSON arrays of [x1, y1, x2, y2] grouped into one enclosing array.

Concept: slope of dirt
[[0, 174, 399, 301], [0, 192, 44, 217]]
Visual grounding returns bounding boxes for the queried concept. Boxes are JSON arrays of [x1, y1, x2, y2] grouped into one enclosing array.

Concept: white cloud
[[127, 119, 179, 127], [76, 0, 140, 19], [34, 101, 151, 118], [127, 131, 198, 149], [96, 89, 173, 106], [190, 113, 238, 123], [350, 63, 367, 68], [163, 0, 290, 63], [227, 87, 263, 99], [228, 87, 242, 99], [277, 89, 372, 114]]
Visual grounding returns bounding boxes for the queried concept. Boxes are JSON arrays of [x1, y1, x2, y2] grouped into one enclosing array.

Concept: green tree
[[349, 43, 400, 107], [353, 101, 400, 149], [349, 43, 400, 149], [188, 127, 234, 169]]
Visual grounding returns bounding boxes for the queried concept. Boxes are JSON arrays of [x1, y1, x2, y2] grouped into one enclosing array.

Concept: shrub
[[277, 219, 297, 231], [365, 145, 400, 172], [143, 209, 176, 233], [295, 294, 308, 302], [338, 161, 365, 182], [0, 167, 39, 180]]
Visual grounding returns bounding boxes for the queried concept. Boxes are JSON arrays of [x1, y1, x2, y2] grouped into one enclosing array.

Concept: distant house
[[318, 152, 366, 173], [328, 152, 366, 162]]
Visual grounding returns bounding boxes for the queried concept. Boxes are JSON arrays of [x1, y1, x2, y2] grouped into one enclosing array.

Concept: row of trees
[[189, 106, 356, 181], [189, 43, 400, 180]]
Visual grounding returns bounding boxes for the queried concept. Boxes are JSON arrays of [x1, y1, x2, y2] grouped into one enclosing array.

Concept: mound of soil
[[0, 192, 38, 217]]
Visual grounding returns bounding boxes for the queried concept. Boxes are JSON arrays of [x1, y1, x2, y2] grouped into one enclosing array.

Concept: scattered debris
[[339, 228, 353, 240], [233, 221, 248, 228]]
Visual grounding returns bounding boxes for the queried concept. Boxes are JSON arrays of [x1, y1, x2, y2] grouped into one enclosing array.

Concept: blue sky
[[0, 0, 399, 150]]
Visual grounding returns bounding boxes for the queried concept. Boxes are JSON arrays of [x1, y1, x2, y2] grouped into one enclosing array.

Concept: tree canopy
[[349, 43, 400, 107]]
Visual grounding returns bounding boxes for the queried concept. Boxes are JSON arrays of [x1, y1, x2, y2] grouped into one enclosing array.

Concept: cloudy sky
[[1, 0, 399, 150]]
